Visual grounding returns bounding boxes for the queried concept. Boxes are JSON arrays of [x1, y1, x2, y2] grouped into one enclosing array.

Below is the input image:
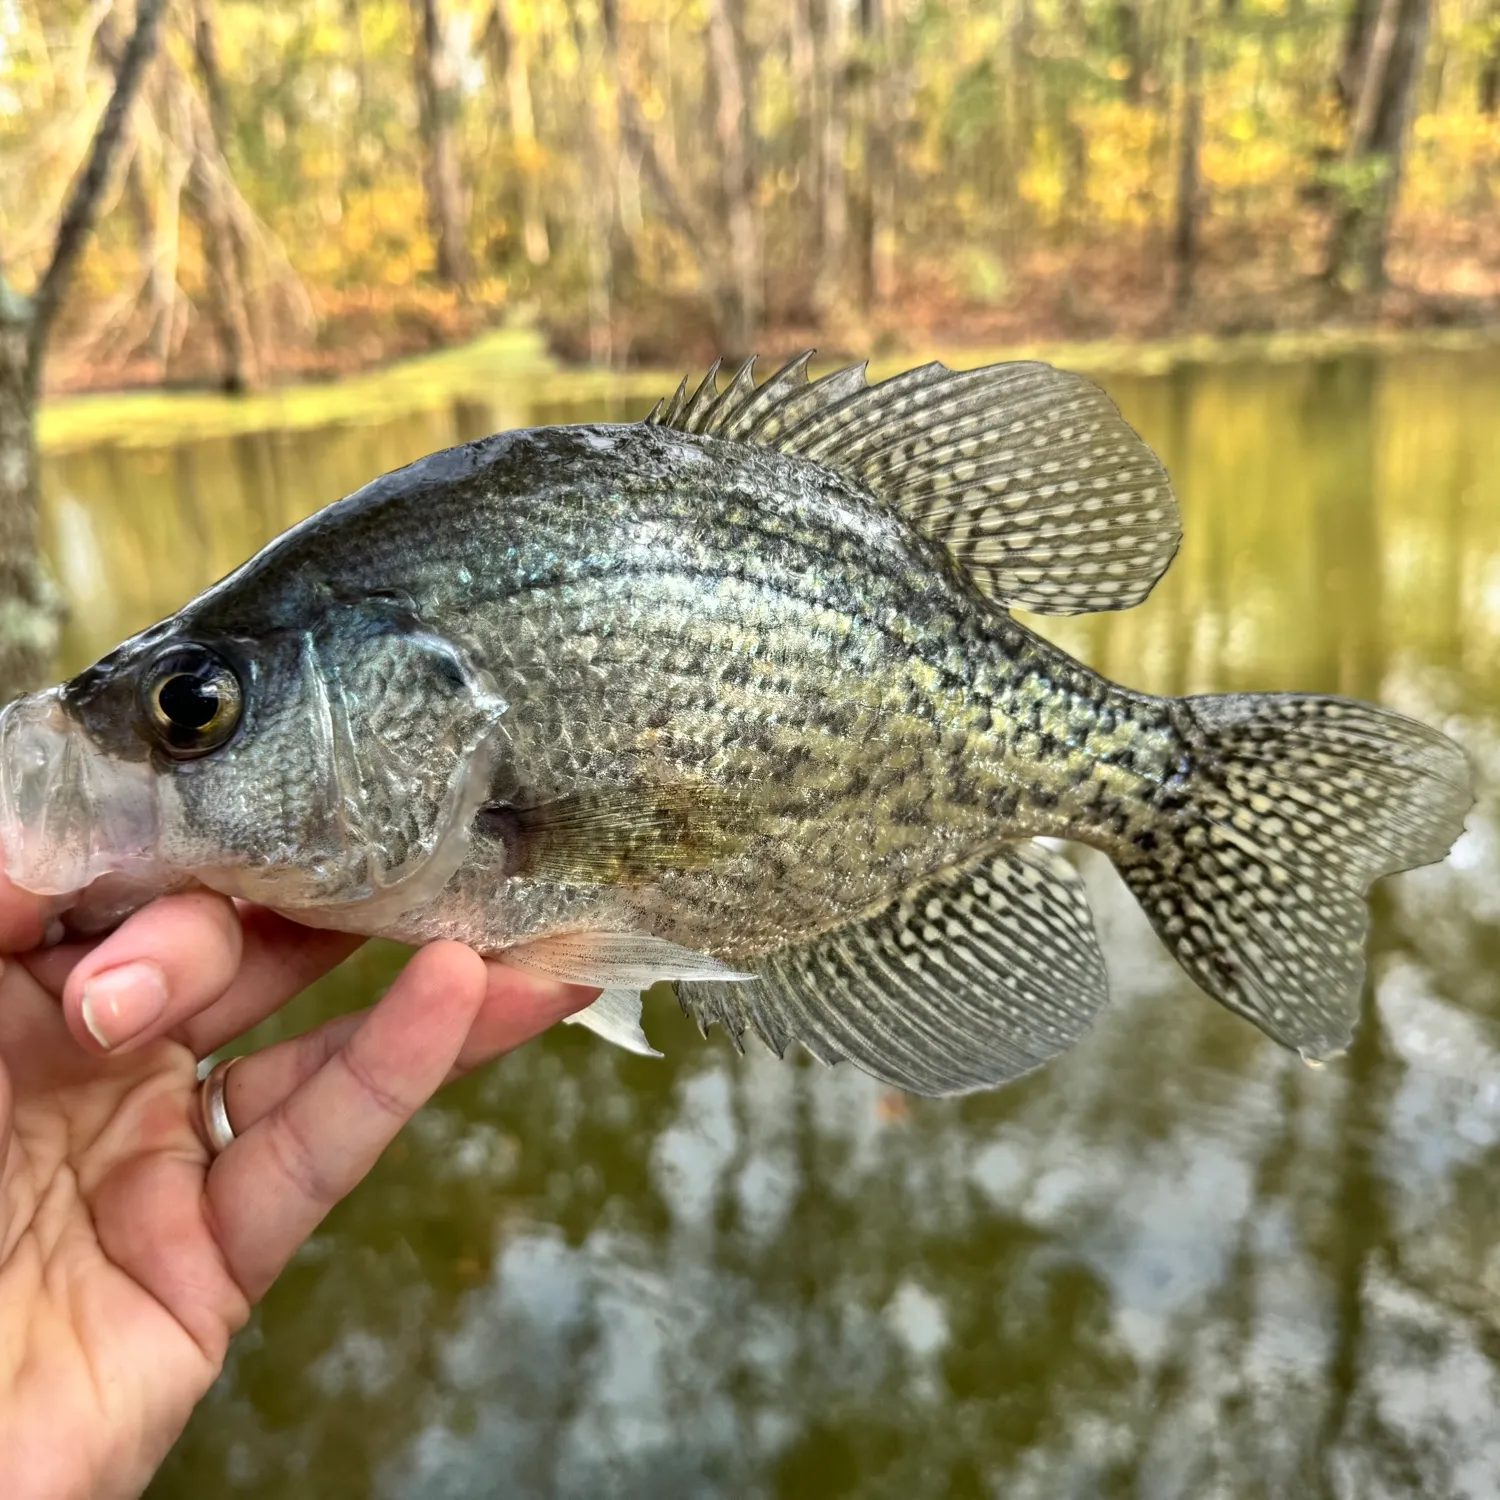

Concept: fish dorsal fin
[[645, 352, 1181, 616]]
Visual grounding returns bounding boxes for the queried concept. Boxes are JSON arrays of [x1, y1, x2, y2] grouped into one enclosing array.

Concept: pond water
[[38, 346, 1500, 1499]]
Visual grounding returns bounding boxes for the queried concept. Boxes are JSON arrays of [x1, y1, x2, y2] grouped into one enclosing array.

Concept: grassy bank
[[39, 319, 1500, 456]]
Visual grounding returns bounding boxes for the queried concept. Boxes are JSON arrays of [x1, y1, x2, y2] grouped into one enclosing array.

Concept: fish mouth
[[0, 687, 164, 899]]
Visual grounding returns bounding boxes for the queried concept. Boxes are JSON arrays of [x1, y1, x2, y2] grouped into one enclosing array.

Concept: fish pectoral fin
[[646, 353, 1179, 616], [563, 987, 664, 1058], [476, 786, 755, 885], [504, 930, 754, 989], [678, 841, 1111, 1098]]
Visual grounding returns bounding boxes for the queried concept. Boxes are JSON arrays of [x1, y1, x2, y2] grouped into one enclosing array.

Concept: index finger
[[0, 861, 50, 955], [206, 940, 491, 1300]]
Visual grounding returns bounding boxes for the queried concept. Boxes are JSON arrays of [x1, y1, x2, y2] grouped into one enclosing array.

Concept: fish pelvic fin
[[1118, 694, 1473, 1062], [645, 352, 1180, 616], [678, 841, 1110, 1097], [504, 930, 753, 989]]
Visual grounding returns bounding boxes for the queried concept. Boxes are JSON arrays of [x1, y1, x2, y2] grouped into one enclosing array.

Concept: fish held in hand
[[0, 355, 1473, 1094]]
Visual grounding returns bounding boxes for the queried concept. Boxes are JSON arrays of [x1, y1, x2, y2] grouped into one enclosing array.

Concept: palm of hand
[[0, 887, 596, 1500], [2, 996, 232, 1500]]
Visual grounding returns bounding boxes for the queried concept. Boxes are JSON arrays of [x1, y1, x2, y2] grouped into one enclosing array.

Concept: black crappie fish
[[0, 354, 1473, 1093]]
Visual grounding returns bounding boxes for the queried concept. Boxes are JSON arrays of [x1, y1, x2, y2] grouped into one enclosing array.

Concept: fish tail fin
[[1116, 693, 1472, 1060]]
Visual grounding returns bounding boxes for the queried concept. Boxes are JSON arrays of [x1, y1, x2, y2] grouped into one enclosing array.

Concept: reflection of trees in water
[[1043, 350, 1500, 713], [57, 352, 1500, 1498], [151, 806, 1500, 1498]]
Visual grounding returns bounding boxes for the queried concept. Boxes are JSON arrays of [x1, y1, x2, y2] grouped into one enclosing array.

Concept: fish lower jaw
[[0, 687, 165, 898]]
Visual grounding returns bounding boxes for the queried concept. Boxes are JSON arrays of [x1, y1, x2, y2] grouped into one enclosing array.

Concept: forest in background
[[1, 0, 1498, 394]]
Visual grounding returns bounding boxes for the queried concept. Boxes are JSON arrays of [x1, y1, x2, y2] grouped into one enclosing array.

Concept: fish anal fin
[[679, 841, 1111, 1097], [563, 987, 664, 1057], [645, 353, 1181, 616]]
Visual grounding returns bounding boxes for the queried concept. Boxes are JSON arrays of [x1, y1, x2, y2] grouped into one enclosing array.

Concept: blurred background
[[6, 3, 1500, 1499], [2, 0, 1499, 386]]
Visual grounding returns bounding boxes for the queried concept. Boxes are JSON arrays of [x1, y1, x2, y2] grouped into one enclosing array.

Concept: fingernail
[[81, 962, 169, 1050]]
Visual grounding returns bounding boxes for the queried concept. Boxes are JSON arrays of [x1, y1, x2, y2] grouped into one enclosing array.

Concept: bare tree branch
[[27, 0, 167, 385]]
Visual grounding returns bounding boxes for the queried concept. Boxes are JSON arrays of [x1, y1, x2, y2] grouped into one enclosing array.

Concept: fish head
[[0, 599, 508, 932]]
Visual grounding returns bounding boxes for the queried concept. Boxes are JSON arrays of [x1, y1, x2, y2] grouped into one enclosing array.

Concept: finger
[[0, 1058, 12, 1193], [211, 962, 598, 1137], [29, 903, 362, 1057], [177, 905, 364, 1057], [20, 936, 111, 996], [206, 941, 490, 1301], [456, 961, 600, 1072], [0, 863, 49, 955], [0, 953, 100, 1085], [58, 891, 243, 1055]]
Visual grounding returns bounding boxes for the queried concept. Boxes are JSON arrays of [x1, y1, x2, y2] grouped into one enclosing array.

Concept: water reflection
[[37, 348, 1500, 1498]]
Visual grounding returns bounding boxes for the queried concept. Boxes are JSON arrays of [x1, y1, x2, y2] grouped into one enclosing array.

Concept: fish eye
[[141, 645, 243, 759]]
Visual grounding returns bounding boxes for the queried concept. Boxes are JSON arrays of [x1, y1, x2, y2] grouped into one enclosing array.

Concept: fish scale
[[0, 353, 1473, 1096]]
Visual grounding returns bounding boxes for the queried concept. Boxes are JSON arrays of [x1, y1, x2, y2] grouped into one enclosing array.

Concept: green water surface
[[37, 345, 1500, 1500]]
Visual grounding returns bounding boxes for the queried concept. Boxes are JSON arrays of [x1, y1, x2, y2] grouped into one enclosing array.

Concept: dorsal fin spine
[[722, 350, 814, 439], [681, 359, 723, 432], [790, 364, 946, 463], [657, 377, 690, 427], [702, 356, 757, 435], [745, 362, 869, 446]]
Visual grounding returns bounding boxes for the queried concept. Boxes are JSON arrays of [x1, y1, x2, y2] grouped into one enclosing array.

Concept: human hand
[[0, 868, 597, 1500]]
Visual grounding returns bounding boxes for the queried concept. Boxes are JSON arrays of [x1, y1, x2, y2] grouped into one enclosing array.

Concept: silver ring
[[199, 1056, 242, 1157]]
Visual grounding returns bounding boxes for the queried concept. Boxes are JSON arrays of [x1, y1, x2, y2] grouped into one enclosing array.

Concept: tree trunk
[[1480, 6, 1500, 115], [847, 0, 892, 314], [343, 0, 370, 125], [1324, 0, 1430, 291], [0, 0, 166, 705], [0, 281, 50, 706], [1057, 0, 1091, 236], [411, 0, 471, 289], [1335, 0, 1379, 112], [1114, 0, 1144, 103], [706, 0, 761, 351], [568, 0, 633, 364], [193, 0, 265, 366], [186, 143, 259, 393], [491, 0, 550, 265], [1004, 0, 1036, 246], [177, 3, 261, 395], [126, 151, 182, 367], [1172, 0, 1205, 307], [789, 0, 820, 275], [814, 0, 848, 315], [192, 0, 232, 146]]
